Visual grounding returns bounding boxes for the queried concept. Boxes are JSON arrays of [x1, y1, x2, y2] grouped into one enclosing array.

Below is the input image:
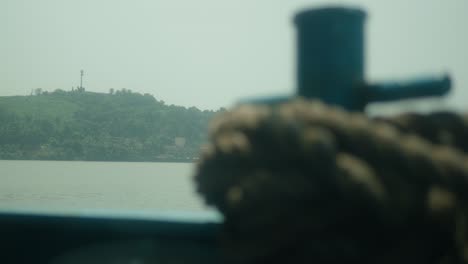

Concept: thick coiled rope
[[194, 99, 468, 264], [375, 112, 468, 154]]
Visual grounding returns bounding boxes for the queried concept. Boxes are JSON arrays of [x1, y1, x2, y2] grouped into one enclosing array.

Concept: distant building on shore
[[174, 137, 186, 148]]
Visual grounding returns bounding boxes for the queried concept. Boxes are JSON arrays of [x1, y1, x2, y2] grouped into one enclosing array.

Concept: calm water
[[0, 160, 213, 217]]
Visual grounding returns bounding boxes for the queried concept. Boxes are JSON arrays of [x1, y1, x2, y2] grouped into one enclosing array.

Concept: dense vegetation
[[0, 89, 222, 161]]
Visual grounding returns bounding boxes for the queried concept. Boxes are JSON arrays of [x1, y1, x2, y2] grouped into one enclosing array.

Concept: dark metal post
[[294, 7, 367, 110]]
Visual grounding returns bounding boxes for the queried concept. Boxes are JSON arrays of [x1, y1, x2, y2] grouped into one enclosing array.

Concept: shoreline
[[0, 158, 197, 164]]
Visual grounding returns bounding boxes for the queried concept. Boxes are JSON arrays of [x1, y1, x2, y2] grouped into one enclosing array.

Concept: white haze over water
[[2, 0, 467, 112]]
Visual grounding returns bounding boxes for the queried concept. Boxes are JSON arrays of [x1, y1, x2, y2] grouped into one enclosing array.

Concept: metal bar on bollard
[[365, 75, 451, 103]]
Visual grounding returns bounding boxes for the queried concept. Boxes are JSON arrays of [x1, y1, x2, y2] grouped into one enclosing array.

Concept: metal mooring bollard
[[244, 6, 451, 111]]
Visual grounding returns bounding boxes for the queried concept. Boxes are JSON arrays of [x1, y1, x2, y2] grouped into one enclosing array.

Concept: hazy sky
[[2, 0, 467, 110]]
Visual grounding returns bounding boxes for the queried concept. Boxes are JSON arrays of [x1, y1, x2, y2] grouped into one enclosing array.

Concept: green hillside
[[0, 89, 221, 161], [0, 94, 79, 120]]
